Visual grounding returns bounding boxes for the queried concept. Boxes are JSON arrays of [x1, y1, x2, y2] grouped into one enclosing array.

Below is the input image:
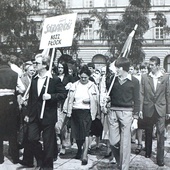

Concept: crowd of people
[[0, 51, 170, 170]]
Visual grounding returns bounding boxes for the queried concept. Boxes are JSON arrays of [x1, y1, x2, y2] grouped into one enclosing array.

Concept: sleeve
[[133, 77, 140, 114], [140, 75, 145, 112], [166, 75, 170, 114], [50, 77, 67, 102], [16, 76, 25, 94]]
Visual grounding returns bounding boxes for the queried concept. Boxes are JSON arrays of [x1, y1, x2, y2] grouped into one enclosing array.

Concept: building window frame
[[154, 25, 164, 39], [64, 0, 71, 8], [84, 23, 93, 40], [154, 0, 165, 6], [164, 55, 170, 73], [106, 0, 116, 7], [84, 0, 94, 8]]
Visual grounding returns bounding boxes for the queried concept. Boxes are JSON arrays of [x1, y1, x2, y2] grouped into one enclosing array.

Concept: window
[[106, 0, 116, 7], [64, 0, 71, 8], [84, 0, 93, 8], [155, 26, 164, 39], [155, 0, 164, 5], [84, 24, 93, 40], [164, 55, 170, 73]]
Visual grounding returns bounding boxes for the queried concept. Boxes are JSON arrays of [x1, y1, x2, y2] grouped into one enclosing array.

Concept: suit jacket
[[140, 73, 170, 117], [27, 74, 67, 125]]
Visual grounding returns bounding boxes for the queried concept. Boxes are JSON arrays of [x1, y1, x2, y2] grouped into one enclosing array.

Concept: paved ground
[[1, 135, 170, 170]]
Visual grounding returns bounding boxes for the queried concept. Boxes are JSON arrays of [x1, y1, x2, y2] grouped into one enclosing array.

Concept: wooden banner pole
[[40, 48, 55, 119]]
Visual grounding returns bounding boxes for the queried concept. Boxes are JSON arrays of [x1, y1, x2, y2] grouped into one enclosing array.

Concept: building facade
[[30, 0, 170, 71]]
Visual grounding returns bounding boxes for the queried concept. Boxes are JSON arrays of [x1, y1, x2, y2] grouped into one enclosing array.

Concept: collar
[[149, 70, 163, 79], [118, 73, 132, 81], [70, 80, 94, 91], [35, 71, 52, 79]]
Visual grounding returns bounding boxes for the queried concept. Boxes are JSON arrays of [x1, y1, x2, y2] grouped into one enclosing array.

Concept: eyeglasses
[[33, 61, 41, 65]]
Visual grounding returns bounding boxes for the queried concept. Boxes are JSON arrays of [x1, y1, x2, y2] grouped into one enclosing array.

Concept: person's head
[[33, 53, 50, 72], [68, 67, 73, 75], [57, 62, 69, 76], [0, 53, 10, 65], [79, 65, 91, 84], [101, 66, 106, 76], [129, 65, 136, 75], [24, 61, 36, 77], [139, 62, 149, 74], [9, 55, 18, 64], [149, 56, 160, 74], [114, 57, 130, 76], [87, 62, 95, 74]]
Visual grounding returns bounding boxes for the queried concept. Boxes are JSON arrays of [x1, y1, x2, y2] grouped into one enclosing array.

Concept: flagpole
[[40, 48, 55, 119]]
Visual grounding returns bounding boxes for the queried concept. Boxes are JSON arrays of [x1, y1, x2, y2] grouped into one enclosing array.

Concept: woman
[[54, 62, 74, 88], [63, 65, 99, 165], [53, 62, 75, 156]]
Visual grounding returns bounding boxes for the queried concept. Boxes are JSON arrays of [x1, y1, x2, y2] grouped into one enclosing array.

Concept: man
[[0, 53, 21, 164], [140, 56, 170, 166], [107, 57, 140, 170], [19, 53, 67, 169]]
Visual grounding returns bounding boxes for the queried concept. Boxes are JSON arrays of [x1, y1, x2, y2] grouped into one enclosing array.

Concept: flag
[[106, 24, 138, 96], [119, 24, 138, 58]]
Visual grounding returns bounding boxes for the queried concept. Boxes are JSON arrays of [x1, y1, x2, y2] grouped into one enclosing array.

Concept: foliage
[[154, 11, 167, 26], [90, 1, 151, 65], [0, 0, 40, 60], [130, 0, 151, 13], [0, 0, 89, 65]]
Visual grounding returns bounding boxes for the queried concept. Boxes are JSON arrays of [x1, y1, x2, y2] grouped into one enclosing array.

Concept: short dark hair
[[0, 53, 10, 65], [79, 65, 91, 77], [87, 62, 95, 69], [115, 57, 130, 72], [149, 56, 160, 66], [139, 62, 148, 70]]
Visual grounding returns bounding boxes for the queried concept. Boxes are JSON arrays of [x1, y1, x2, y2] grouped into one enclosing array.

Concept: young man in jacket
[[140, 56, 170, 166]]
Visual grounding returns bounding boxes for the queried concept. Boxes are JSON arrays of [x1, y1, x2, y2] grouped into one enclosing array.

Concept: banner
[[39, 13, 77, 49], [119, 24, 138, 58]]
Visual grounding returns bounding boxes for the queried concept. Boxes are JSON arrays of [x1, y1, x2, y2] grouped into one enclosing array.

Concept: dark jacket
[[140, 73, 170, 117], [27, 74, 67, 125], [0, 65, 18, 135]]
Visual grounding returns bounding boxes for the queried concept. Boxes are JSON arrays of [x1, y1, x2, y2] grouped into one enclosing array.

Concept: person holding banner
[[63, 65, 99, 165], [106, 57, 140, 170], [19, 53, 67, 169]]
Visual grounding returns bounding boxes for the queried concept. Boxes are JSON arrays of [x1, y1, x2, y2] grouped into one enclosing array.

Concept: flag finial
[[134, 24, 138, 31]]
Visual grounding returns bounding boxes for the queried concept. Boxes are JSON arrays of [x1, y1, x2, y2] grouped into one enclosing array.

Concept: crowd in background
[[0, 51, 170, 170]]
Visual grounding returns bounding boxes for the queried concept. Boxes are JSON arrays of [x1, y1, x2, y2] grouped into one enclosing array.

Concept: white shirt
[[73, 82, 90, 109], [37, 71, 52, 96], [149, 71, 163, 91], [10, 63, 23, 77]]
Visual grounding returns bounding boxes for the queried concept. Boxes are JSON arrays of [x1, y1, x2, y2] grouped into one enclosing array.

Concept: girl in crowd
[[53, 61, 74, 156], [63, 65, 99, 165]]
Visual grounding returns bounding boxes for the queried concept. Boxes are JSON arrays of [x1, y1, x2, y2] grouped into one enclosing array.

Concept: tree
[[0, 0, 40, 61], [90, 0, 151, 65], [0, 0, 90, 65]]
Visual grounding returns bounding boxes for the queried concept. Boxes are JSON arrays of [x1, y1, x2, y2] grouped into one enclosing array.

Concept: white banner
[[39, 13, 77, 49]]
